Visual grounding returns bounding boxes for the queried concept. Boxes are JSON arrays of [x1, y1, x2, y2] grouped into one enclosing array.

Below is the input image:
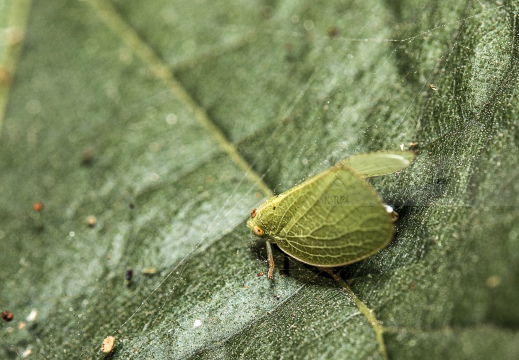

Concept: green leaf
[[1, 0, 518, 359]]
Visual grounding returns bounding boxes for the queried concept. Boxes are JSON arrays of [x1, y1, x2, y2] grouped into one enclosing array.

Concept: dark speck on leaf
[[2, 311, 14, 322], [80, 149, 94, 166]]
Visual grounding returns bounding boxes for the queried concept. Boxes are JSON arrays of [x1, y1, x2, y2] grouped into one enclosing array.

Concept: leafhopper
[[247, 150, 415, 279]]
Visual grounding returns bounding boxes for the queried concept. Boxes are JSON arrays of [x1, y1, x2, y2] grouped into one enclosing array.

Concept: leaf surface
[[1, 1, 518, 359]]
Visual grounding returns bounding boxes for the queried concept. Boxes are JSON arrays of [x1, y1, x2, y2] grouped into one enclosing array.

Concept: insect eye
[[253, 225, 264, 236], [251, 208, 257, 218]]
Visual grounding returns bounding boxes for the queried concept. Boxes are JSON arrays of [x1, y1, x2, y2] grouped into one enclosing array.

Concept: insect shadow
[[248, 240, 312, 283], [248, 239, 353, 283], [248, 199, 437, 285]]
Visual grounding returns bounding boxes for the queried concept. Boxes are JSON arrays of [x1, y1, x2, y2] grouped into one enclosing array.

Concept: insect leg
[[266, 240, 275, 279]]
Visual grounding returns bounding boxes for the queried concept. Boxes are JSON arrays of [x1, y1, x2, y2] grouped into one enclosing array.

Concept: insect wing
[[338, 150, 415, 178], [272, 166, 394, 267]]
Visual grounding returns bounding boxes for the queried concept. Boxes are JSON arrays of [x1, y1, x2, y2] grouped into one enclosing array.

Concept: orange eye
[[253, 225, 264, 236], [250, 208, 257, 218]]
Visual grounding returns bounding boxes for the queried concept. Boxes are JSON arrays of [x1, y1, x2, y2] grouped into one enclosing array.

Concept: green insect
[[247, 150, 415, 279]]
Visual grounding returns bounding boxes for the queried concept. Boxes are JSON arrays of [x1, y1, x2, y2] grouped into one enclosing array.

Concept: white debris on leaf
[[26, 309, 38, 322]]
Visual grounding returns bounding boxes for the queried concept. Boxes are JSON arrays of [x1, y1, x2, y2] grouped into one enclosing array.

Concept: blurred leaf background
[[1, 0, 518, 359]]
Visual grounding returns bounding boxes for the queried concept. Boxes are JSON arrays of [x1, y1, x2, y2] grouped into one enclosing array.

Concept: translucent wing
[[338, 150, 415, 178], [270, 166, 394, 267]]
